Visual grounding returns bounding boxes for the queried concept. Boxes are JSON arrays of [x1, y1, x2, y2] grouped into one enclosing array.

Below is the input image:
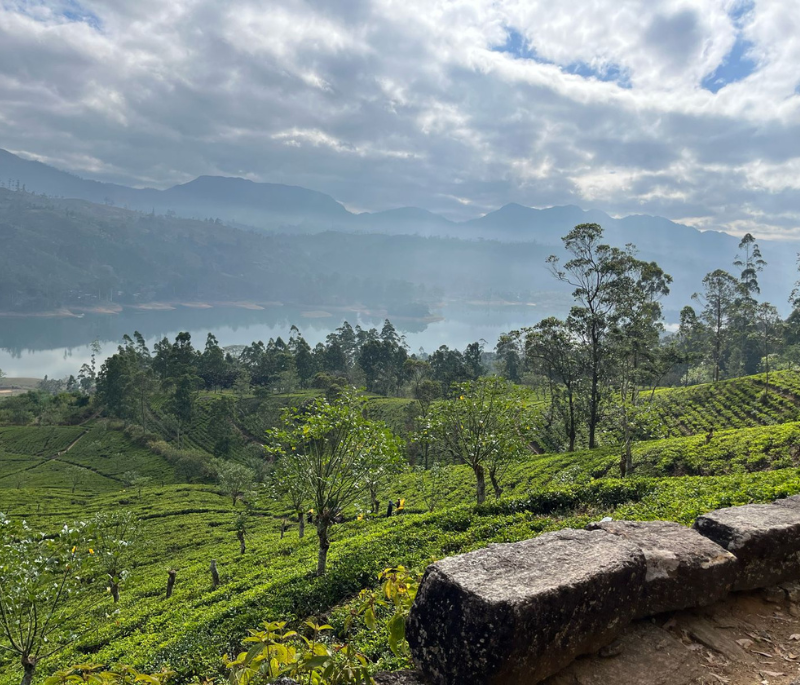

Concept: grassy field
[[0, 377, 40, 399], [2, 372, 800, 684]]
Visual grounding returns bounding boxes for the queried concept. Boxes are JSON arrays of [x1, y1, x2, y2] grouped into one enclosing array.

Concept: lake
[[0, 302, 564, 380]]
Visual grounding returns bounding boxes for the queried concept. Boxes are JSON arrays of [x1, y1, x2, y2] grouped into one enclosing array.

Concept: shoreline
[[0, 301, 445, 325]]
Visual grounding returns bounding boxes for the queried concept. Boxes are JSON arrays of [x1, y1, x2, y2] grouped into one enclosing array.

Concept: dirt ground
[[546, 585, 800, 685]]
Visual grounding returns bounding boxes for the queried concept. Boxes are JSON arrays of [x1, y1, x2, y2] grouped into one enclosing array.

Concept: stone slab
[[586, 520, 737, 616], [774, 494, 800, 509], [694, 503, 800, 591], [406, 528, 646, 685]]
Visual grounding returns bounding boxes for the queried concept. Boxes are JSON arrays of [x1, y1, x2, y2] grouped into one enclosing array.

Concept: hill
[[2, 148, 797, 313], [3, 371, 800, 683], [0, 189, 440, 313]]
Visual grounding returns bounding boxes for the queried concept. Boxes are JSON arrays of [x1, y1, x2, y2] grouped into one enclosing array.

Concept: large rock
[[585, 520, 737, 616], [774, 494, 800, 509], [406, 529, 646, 685], [694, 503, 800, 590]]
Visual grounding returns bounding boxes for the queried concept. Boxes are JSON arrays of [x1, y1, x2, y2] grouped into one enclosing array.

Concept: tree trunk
[[567, 389, 576, 452], [110, 575, 120, 603], [237, 530, 246, 555], [298, 511, 305, 539], [589, 368, 599, 449], [210, 559, 220, 589], [166, 569, 177, 599], [280, 518, 286, 539], [588, 327, 600, 449], [474, 464, 486, 505], [20, 656, 36, 685], [489, 469, 503, 500], [619, 437, 633, 478], [316, 521, 330, 576]]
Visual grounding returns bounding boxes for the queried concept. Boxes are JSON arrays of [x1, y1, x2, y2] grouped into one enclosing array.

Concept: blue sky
[[0, 0, 799, 237]]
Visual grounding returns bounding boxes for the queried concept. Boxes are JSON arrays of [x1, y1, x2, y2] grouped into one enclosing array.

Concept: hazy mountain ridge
[[1, 149, 797, 317], [0, 149, 729, 244]]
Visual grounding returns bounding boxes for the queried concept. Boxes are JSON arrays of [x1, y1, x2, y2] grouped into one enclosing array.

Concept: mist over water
[[0, 303, 559, 379]]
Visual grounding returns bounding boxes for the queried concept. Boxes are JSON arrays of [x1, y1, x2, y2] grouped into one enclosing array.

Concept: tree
[[165, 374, 202, 447], [408, 376, 440, 468], [755, 302, 783, 395], [199, 333, 228, 391], [122, 471, 151, 500], [525, 318, 583, 452], [734, 233, 766, 298], [548, 224, 669, 447], [91, 511, 139, 603], [676, 306, 705, 385], [495, 332, 523, 383], [266, 387, 403, 575], [288, 326, 316, 388], [269, 457, 310, 539], [208, 396, 238, 457], [728, 234, 767, 376], [428, 346, 469, 395], [693, 269, 739, 382], [0, 515, 101, 685], [214, 460, 254, 506], [607, 258, 671, 475], [426, 378, 533, 504], [232, 367, 251, 399], [414, 461, 448, 513]]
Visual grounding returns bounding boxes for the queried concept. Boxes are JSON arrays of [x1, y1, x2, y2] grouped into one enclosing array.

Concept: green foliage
[[424, 378, 536, 503], [224, 620, 372, 685], [0, 514, 104, 681], [90, 511, 140, 603], [266, 387, 404, 575]]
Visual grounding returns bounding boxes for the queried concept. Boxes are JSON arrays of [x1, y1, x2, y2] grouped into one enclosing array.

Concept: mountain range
[[0, 148, 797, 315], [0, 148, 731, 245]]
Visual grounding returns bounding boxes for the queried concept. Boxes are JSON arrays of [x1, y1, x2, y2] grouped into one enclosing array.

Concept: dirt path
[[546, 586, 800, 685], [53, 428, 90, 458]]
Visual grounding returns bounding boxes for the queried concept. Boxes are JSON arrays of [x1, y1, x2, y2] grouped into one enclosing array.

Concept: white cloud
[[0, 0, 799, 234]]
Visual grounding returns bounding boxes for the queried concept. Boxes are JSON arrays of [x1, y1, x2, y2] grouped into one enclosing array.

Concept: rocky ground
[[384, 585, 800, 685], [545, 584, 800, 685]]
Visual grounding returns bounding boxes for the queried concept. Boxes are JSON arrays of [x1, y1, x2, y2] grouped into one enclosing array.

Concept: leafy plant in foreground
[[0, 515, 104, 685]]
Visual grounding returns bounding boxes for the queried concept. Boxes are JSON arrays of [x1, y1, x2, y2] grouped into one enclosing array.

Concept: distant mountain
[[0, 150, 351, 230], [0, 148, 721, 244], [1, 148, 797, 316]]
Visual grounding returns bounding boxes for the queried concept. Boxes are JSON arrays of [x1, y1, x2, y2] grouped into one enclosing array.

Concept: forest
[[3, 223, 800, 685]]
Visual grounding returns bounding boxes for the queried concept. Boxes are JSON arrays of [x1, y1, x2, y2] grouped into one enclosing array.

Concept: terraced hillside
[[651, 370, 800, 437], [0, 423, 179, 491], [2, 371, 800, 685]]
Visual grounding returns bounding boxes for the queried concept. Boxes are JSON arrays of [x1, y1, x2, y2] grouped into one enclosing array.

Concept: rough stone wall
[[404, 495, 800, 685]]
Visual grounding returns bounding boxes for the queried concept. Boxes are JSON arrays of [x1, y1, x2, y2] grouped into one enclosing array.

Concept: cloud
[[0, 0, 799, 236]]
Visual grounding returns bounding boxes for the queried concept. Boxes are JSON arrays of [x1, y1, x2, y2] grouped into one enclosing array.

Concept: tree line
[[493, 223, 800, 468]]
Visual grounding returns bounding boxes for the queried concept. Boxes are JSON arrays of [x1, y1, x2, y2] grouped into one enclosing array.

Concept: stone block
[[406, 529, 646, 685], [694, 504, 800, 591], [586, 520, 737, 616], [774, 494, 800, 509]]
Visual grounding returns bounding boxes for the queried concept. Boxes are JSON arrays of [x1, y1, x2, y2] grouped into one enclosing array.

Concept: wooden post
[[210, 559, 220, 589], [166, 569, 177, 599]]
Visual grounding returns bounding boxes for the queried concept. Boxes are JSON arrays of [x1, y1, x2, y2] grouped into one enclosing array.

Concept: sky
[[1, 0, 800, 237]]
